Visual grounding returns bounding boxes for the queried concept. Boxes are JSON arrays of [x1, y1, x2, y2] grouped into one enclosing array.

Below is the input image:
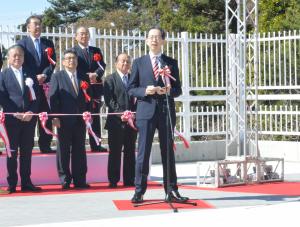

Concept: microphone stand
[[133, 63, 197, 212]]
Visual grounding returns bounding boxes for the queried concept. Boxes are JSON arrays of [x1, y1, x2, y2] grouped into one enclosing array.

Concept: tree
[[42, 8, 62, 27], [46, 0, 86, 25], [259, 0, 300, 32]]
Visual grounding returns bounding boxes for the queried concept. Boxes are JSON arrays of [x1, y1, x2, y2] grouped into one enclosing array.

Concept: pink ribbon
[[174, 129, 190, 150], [82, 112, 101, 145], [0, 112, 11, 157], [121, 110, 137, 130], [158, 66, 176, 87], [42, 83, 50, 107], [39, 112, 58, 137]]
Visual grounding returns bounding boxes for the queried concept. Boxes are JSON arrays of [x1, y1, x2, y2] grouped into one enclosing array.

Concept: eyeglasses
[[148, 35, 162, 40], [64, 56, 77, 61]]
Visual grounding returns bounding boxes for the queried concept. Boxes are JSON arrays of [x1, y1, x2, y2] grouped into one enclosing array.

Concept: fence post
[[88, 27, 97, 46], [181, 31, 191, 141]]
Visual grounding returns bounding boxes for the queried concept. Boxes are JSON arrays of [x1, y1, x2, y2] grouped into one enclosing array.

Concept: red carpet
[[181, 182, 300, 196], [113, 199, 214, 210], [0, 182, 161, 197]]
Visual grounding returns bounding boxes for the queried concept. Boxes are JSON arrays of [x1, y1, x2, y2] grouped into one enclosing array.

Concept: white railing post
[[88, 27, 97, 46], [181, 31, 191, 141]]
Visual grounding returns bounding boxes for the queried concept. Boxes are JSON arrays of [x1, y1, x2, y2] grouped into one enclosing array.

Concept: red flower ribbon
[[39, 112, 58, 137], [80, 81, 91, 102], [82, 112, 101, 145], [158, 66, 176, 87], [42, 83, 50, 107], [0, 112, 11, 157], [121, 110, 137, 130], [45, 47, 56, 65], [173, 129, 190, 150], [93, 53, 104, 71]]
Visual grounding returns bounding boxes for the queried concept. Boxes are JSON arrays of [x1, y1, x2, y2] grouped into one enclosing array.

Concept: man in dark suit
[[104, 53, 137, 188], [0, 45, 41, 193], [50, 49, 91, 189], [0, 48, 3, 70], [128, 27, 189, 203], [18, 15, 56, 154], [74, 26, 107, 153]]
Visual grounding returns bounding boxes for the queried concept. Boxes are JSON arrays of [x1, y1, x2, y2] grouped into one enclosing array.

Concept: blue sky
[[0, 0, 50, 26]]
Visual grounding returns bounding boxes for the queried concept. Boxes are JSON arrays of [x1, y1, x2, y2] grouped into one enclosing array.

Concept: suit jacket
[[18, 36, 56, 82], [74, 45, 106, 98], [49, 70, 91, 126], [104, 72, 136, 130], [0, 49, 3, 71], [0, 67, 38, 123], [127, 54, 182, 122]]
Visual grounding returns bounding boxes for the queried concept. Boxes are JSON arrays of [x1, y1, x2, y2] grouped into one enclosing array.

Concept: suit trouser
[[135, 105, 178, 195], [89, 101, 102, 150], [56, 118, 87, 185], [38, 86, 53, 150], [6, 118, 36, 187], [107, 123, 136, 185]]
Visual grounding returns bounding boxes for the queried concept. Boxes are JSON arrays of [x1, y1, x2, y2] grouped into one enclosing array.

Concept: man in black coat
[[50, 49, 91, 189], [0, 45, 41, 193], [18, 15, 56, 154], [128, 27, 189, 203], [104, 53, 137, 188], [74, 26, 107, 152]]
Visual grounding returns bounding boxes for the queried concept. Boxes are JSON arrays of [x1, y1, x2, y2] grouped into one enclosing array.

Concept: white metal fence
[[0, 26, 300, 141]]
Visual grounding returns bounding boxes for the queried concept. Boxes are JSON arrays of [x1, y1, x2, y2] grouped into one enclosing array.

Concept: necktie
[[14, 69, 23, 92], [71, 74, 78, 95], [152, 56, 159, 80], [34, 38, 41, 61], [83, 48, 89, 62], [122, 75, 128, 88]]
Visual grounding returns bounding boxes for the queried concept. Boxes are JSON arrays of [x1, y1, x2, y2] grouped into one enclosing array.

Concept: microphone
[[157, 56, 170, 95], [157, 56, 167, 69]]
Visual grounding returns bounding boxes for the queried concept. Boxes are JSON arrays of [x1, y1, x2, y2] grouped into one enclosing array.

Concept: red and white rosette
[[93, 53, 104, 71], [25, 78, 36, 101], [38, 112, 58, 137], [82, 112, 101, 145], [158, 66, 176, 87], [45, 47, 56, 65], [0, 112, 11, 157], [80, 81, 91, 102], [173, 129, 190, 150], [121, 110, 137, 130]]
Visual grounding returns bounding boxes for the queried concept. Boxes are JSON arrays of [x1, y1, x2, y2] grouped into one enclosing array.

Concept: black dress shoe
[[21, 184, 42, 192], [40, 148, 56, 154], [91, 146, 107, 152], [7, 186, 16, 194], [62, 182, 71, 190], [123, 182, 135, 187], [74, 183, 90, 189], [109, 183, 117, 188], [165, 190, 189, 202], [131, 193, 143, 204]]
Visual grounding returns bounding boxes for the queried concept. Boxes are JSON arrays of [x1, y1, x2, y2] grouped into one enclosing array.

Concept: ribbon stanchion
[[82, 112, 101, 146], [0, 112, 11, 157]]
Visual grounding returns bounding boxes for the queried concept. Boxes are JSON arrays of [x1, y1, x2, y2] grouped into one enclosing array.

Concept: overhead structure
[[196, 0, 284, 187]]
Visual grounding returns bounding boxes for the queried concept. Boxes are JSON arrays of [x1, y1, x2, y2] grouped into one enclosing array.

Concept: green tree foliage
[[42, 8, 62, 27], [259, 0, 300, 32]]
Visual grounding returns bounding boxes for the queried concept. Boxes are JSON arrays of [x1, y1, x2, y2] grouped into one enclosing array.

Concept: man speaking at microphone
[[128, 27, 189, 203]]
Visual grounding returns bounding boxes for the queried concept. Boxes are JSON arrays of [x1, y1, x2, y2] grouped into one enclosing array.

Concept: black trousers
[[134, 104, 178, 195], [37, 86, 53, 150], [89, 101, 102, 151], [107, 123, 136, 185], [56, 118, 87, 186], [6, 118, 36, 187]]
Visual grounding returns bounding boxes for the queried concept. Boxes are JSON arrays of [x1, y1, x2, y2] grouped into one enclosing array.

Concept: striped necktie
[[71, 74, 78, 95], [152, 56, 159, 80]]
